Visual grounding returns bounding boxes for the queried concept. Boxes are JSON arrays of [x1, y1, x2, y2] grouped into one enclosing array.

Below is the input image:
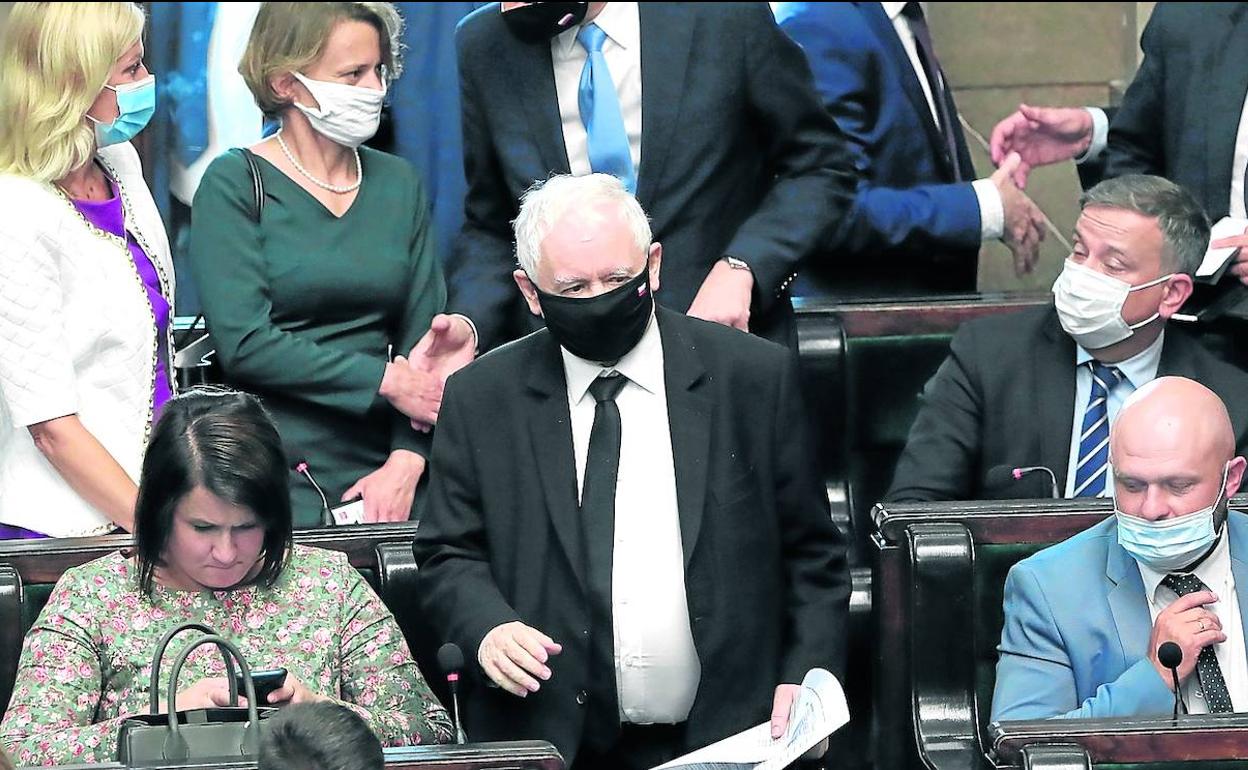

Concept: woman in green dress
[[189, 2, 475, 527], [0, 389, 453, 766]]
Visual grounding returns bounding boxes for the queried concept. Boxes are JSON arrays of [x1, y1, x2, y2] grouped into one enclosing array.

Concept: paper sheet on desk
[[651, 668, 849, 770], [1196, 217, 1248, 278]]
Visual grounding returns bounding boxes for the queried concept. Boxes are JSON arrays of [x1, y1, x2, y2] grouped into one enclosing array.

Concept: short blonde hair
[[0, 2, 145, 182], [240, 2, 404, 118], [513, 174, 653, 276]]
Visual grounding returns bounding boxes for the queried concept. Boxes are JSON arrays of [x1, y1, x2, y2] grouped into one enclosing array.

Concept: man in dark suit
[[448, 1, 856, 352], [414, 174, 849, 770], [990, 3, 1248, 281], [774, 1, 1046, 298], [888, 175, 1248, 503]]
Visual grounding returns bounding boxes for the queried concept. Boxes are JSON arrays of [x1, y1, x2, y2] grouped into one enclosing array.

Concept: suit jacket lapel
[[1204, 5, 1248, 215], [500, 32, 572, 176], [635, 4, 694, 211], [1227, 513, 1248, 639], [525, 333, 585, 586], [656, 309, 711, 567], [1106, 536, 1154, 665], [1037, 309, 1078, 491], [859, 2, 954, 180]]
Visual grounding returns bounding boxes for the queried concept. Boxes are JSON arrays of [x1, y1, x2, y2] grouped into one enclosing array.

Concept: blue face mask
[[89, 74, 156, 148], [1115, 463, 1230, 573]]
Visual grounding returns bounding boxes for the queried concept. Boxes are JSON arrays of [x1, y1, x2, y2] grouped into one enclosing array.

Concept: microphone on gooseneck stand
[[985, 464, 1060, 499], [1158, 642, 1186, 721], [437, 643, 468, 744], [292, 459, 334, 527], [1011, 466, 1060, 499]]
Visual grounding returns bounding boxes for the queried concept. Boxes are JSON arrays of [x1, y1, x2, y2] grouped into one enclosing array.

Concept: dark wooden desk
[[990, 715, 1248, 768]]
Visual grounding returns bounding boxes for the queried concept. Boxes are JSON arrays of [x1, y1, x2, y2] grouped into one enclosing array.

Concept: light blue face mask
[[89, 74, 156, 148], [1115, 463, 1230, 572]]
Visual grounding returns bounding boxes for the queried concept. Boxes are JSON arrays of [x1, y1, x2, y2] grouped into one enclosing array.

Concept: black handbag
[[116, 622, 275, 763]]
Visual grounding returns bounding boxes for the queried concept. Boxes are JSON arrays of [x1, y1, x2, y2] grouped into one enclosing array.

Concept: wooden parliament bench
[[871, 497, 1248, 770]]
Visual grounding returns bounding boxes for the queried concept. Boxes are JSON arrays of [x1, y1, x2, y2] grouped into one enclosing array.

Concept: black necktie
[[1162, 572, 1234, 713], [901, 2, 963, 180], [580, 373, 627, 747]]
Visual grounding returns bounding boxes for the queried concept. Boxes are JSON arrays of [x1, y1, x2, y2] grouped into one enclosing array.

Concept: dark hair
[[1079, 174, 1210, 276], [258, 702, 384, 770], [133, 388, 292, 595]]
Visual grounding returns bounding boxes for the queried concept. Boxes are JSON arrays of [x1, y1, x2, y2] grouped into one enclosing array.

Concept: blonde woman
[[0, 2, 174, 538], [190, 2, 473, 527]]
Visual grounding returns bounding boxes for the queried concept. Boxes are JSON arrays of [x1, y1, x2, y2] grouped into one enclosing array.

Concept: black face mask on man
[[502, 2, 589, 43], [536, 268, 653, 363]]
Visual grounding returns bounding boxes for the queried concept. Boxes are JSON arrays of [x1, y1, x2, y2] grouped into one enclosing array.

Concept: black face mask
[[501, 2, 590, 43], [537, 268, 654, 363]]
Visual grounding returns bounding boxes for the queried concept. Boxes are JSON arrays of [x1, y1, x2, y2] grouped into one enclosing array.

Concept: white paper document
[[650, 668, 849, 770], [1196, 217, 1248, 278]]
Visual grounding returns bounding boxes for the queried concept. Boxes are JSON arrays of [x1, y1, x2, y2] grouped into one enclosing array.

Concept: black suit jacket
[[413, 308, 849, 763], [1105, 2, 1248, 222], [887, 306, 1248, 502], [449, 2, 856, 350]]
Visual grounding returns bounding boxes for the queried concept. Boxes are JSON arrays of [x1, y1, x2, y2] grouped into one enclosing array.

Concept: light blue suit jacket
[[991, 511, 1248, 721]]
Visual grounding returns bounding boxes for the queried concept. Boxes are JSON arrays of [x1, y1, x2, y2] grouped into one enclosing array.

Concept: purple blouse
[[71, 180, 172, 423]]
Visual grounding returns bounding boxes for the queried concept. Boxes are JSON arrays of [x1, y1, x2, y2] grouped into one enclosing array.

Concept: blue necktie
[[1073, 362, 1123, 497], [576, 23, 635, 192]]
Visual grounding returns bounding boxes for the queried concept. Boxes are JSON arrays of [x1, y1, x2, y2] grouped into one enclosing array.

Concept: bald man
[[991, 376, 1248, 720]]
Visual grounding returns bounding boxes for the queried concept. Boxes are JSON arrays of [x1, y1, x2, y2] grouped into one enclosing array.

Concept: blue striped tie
[[576, 23, 635, 192], [1073, 362, 1123, 497]]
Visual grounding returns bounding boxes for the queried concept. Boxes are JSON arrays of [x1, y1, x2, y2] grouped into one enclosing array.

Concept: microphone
[[984, 464, 1059, 499], [437, 643, 468, 744], [1158, 641, 1186, 720], [292, 460, 334, 527]]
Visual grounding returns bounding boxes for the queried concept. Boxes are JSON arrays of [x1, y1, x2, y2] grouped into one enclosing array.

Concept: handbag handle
[[163, 634, 262, 760], [148, 623, 239, 715]]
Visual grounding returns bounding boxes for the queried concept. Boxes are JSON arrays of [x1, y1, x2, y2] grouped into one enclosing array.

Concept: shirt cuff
[[1075, 107, 1108, 164], [971, 178, 1005, 242], [450, 313, 480, 355]]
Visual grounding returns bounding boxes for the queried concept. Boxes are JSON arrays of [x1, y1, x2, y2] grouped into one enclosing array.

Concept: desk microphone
[[1158, 641, 1186, 720], [437, 643, 468, 744], [985, 464, 1059, 499], [292, 459, 334, 527]]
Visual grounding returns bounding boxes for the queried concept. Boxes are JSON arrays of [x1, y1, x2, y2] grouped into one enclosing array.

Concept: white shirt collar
[[561, 311, 663, 404], [1075, 329, 1166, 389], [881, 2, 927, 21], [553, 1, 641, 58], [1138, 522, 1234, 605]]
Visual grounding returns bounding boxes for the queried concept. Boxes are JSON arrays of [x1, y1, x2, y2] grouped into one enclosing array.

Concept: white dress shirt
[[1137, 529, 1248, 713], [1084, 90, 1248, 218], [169, 2, 264, 205], [561, 315, 701, 724], [1063, 331, 1165, 497], [551, 2, 643, 177], [878, 2, 1003, 241]]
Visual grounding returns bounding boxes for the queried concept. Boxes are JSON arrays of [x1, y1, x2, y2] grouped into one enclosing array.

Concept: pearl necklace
[[276, 132, 362, 194]]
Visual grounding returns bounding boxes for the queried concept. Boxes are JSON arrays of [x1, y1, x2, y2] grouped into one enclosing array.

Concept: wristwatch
[[721, 256, 752, 272]]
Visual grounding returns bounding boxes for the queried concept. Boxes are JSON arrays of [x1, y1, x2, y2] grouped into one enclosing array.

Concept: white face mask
[[1052, 259, 1173, 350], [291, 72, 386, 149], [1115, 463, 1229, 573]]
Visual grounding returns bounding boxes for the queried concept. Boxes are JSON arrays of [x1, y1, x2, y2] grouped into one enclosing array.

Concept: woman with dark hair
[[0, 389, 453, 766]]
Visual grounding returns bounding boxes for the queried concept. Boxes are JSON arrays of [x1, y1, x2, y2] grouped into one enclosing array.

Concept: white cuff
[[450, 313, 480, 355], [1075, 107, 1108, 164], [971, 178, 1005, 242]]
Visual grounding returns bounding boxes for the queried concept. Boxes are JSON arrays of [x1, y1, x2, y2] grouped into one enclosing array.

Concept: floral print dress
[[0, 544, 452, 766]]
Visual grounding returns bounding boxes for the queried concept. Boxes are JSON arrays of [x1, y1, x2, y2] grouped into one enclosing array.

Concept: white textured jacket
[[0, 142, 174, 536]]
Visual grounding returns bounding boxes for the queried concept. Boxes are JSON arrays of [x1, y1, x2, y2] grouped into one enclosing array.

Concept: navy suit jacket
[[992, 512, 1248, 721], [449, 2, 855, 350], [776, 1, 980, 298], [1105, 2, 1248, 223]]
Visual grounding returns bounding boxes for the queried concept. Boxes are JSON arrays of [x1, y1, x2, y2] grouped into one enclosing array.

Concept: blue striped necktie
[[1073, 362, 1123, 497], [576, 23, 636, 192]]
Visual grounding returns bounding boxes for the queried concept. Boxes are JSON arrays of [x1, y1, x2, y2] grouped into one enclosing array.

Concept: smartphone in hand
[[233, 668, 288, 705]]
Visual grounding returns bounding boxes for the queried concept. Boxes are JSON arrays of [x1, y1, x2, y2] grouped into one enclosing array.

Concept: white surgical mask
[[1115, 463, 1229, 573], [1052, 259, 1173, 350], [291, 72, 386, 149]]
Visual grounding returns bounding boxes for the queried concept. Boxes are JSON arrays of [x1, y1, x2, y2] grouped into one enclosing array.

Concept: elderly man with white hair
[[993, 375, 1248, 721], [413, 173, 849, 770]]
